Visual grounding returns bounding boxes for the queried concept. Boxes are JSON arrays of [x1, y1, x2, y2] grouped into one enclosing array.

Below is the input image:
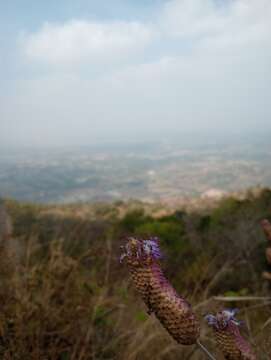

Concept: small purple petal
[[205, 314, 218, 327], [119, 253, 127, 263], [120, 237, 163, 265]]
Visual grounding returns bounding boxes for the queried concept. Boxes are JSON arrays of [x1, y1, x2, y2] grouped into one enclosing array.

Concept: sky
[[0, 0, 271, 147]]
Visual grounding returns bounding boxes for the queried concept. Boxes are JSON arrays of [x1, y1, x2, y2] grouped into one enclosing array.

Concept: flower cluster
[[205, 309, 256, 360], [121, 237, 200, 345], [121, 237, 259, 358]]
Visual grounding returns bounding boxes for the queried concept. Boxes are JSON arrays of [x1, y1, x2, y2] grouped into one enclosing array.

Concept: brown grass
[[0, 190, 271, 359]]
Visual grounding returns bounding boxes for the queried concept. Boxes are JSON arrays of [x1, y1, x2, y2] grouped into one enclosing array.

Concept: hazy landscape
[[1, 133, 271, 204], [1, 0, 271, 358]]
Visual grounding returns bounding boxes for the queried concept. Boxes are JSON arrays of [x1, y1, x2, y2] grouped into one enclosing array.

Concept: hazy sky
[[0, 0, 271, 147]]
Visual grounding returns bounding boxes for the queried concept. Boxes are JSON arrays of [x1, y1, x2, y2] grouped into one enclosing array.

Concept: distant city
[[1, 133, 271, 204]]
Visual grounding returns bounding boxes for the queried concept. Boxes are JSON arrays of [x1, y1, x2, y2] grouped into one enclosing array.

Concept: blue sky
[[1, 1, 163, 29], [1, 0, 271, 147]]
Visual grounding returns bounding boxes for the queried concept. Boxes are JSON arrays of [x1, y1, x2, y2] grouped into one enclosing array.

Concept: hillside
[[1, 188, 271, 359]]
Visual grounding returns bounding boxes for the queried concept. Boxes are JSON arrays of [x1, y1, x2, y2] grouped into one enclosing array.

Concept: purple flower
[[121, 236, 200, 346], [120, 237, 162, 265], [205, 309, 256, 359]]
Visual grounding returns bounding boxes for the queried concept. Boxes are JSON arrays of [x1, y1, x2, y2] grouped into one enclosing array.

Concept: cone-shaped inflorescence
[[205, 309, 256, 360], [261, 219, 271, 281], [261, 219, 271, 242], [120, 237, 200, 345]]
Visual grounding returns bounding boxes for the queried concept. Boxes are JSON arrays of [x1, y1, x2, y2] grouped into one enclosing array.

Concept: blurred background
[[0, 1, 271, 359]]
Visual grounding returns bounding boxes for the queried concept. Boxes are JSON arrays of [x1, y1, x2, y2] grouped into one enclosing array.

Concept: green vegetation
[[1, 189, 271, 358]]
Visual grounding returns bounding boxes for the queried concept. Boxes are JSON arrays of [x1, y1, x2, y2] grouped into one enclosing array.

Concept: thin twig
[[203, 261, 231, 300], [213, 296, 271, 302], [240, 300, 271, 311], [196, 340, 217, 360]]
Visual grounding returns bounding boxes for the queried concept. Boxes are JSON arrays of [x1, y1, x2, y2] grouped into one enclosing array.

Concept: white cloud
[[20, 0, 271, 66], [160, 0, 271, 52], [160, 0, 271, 35], [22, 20, 154, 65], [160, 0, 226, 37], [2, 0, 271, 147]]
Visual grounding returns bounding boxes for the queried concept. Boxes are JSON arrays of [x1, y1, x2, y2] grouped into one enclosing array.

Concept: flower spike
[[121, 237, 200, 346], [205, 309, 256, 359]]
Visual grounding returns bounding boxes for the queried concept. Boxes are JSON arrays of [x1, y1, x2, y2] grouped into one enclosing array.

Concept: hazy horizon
[[1, 0, 271, 148], [0, 129, 270, 152]]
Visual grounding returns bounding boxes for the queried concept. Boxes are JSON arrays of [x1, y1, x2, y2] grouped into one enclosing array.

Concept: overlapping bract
[[205, 309, 256, 360], [121, 237, 200, 345]]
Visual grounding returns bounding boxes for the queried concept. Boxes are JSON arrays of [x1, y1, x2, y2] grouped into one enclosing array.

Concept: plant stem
[[196, 340, 217, 360]]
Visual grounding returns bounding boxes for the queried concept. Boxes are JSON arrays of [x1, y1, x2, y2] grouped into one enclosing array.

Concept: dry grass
[[1, 190, 271, 359], [0, 238, 270, 359]]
